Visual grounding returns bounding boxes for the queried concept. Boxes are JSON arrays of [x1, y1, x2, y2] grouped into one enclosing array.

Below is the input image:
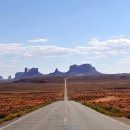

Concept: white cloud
[[0, 38, 130, 59], [0, 44, 82, 57], [29, 38, 48, 43], [89, 38, 130, 47]]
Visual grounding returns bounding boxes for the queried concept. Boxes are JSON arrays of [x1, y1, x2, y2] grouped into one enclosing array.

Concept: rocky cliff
[[65, 64, 101, 76], [49, 64, 101, 76], [49, 68, 64, 76], [15, 68, 43, 79]]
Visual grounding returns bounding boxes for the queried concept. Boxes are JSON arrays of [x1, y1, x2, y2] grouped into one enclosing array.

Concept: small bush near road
[[126, 112, 130, 119], [0, 114, 6, 119], [83, 102, 123, 117]]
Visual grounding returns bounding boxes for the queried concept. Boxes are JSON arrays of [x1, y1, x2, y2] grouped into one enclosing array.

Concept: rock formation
[[15, 68, 43, 79], [49, 68, 64, 76], [49, 64, 101, 76], [65, 64, 101, 76], [8, 75, 12, 80]]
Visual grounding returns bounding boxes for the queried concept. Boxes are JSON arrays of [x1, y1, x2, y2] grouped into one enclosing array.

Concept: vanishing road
[[0, 78, 130, 130]]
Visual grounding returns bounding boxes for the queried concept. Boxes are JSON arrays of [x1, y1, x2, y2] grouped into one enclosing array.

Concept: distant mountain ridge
[[14, 64, 101, 79], [49, 64, 101, 76]]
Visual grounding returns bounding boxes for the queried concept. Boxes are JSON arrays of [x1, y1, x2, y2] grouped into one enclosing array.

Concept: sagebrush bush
[[126, 112, 130, 119], [0, 114, 6, 119]]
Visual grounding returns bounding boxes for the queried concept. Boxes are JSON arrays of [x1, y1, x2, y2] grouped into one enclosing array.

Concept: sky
[[1, 0, 130, 78]]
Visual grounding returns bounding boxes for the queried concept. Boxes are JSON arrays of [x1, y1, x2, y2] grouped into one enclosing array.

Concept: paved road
[[0, 78, 130, 130]]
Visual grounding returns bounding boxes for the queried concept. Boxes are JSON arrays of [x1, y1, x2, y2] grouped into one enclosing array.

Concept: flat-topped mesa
[[49, 64, 102, 76], [15, 67, 43, 79], [24, 68, 39, 76], [65, 64, 101, 76]]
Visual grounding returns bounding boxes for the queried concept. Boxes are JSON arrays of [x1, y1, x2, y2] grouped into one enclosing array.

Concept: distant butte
[[15, 67, 43, 79], [49, 64, 101, 76]]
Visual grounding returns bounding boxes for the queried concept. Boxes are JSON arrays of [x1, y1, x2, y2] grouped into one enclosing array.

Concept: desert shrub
[[83, 102, 122, 117], [126, 112, 130, 119], [105, 105, 120, 113], [0, 114, 6, 119]]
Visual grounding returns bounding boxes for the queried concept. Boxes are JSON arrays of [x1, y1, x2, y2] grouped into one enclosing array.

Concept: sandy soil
[[94, 96, 119, 102]]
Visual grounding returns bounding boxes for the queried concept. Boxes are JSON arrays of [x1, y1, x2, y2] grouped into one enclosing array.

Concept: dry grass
[[0, 79, 64, 123]]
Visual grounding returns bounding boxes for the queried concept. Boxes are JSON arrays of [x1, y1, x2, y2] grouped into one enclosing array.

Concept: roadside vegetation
[[0, 78, 64, 124], [126, 112, 130, 119], [0, 102, 53, 124], [82, 102, 123, 117]]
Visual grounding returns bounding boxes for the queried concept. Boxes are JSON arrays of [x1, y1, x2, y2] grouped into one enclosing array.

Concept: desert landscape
[[67, 76, 130, 119], [0, 75, 130, 124], [0, 77, 64, 124]]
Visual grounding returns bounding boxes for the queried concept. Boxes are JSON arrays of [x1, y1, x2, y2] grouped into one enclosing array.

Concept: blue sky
[[1, 0, 130, 78]]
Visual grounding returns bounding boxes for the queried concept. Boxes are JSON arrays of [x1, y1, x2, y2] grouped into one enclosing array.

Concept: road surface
[[0, 78, 130, 130]]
